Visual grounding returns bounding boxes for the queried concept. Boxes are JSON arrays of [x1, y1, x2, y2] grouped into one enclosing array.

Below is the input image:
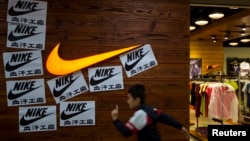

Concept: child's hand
[[111, 105, 119, 120]]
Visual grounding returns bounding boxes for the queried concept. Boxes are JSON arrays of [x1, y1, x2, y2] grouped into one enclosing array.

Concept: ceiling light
[[209, 12, 224, 20], [241, 32, 245, 36], [229, 6, 239, 9], [190, 26, 196, 31], [229, 42, 238, 46], [240, 38, 250, 43], [195, 19, 208, 26], [224, 36, 229, 40]]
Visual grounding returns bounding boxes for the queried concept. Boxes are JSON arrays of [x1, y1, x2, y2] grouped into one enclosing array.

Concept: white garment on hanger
[[240, 61, 250, 77], [208, 83, 238, 122]]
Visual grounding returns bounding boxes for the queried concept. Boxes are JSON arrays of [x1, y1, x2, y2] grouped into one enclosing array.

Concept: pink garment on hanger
[[208, 83, 238, 122]]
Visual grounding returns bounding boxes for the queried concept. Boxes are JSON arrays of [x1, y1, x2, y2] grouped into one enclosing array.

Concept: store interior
[[189, 2, 250, 141]]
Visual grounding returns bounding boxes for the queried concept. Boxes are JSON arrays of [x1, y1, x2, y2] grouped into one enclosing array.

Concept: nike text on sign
[[46, 43, 142, 75]]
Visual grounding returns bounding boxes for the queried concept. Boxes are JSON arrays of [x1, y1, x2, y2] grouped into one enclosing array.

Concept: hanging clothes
[[190, 82, 197, 107], [223, 79, 238, 92], [207, 83, 238, 122], [194, 81, 216, 118], [242, 80, 250, 108], [190, 81, 204, 107]]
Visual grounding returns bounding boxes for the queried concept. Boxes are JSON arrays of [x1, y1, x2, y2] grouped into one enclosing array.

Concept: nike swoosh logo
[[5, 57, 39, 72], [60, 108, 92, 120], [8, 6, 44, 16], [8, 31, 43, 41], [8, 86, 41, 100], [125, 51, 150, 71], [20, 113, 53, 126], [46, 43, 142, 75], [53, 75, 80, 97], [90, 72, 120, 86]]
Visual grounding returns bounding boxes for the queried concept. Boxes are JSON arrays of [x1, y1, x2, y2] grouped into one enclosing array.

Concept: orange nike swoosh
[[46, 43, 142, 75]]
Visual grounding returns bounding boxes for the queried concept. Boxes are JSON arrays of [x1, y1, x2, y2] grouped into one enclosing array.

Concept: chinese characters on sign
[[6, 78, 46, 107], [7, 22, 46, 50], [7, 0, 47, 25], [60, 101, 95, 126], [47, 71, 89, 104], [19, 105, 57, 132], [88, 66, 124, 92], [3, 50, 44, 78], [119, 44, 158, 77]]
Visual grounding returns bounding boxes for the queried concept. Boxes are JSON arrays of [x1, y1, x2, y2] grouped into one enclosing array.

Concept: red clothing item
[[195, 84, 202, 117], [205, 85, 214, 117]]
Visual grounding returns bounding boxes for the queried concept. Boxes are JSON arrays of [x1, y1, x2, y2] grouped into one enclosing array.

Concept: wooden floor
[[189, 130, 207, 141]]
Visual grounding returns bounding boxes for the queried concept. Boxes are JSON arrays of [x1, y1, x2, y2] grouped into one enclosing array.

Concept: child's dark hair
[[127, 84, 146, 104]]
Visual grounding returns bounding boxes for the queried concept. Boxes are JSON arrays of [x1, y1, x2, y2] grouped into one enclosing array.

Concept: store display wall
[[190, 40, 224, 75], [224, 47, 250, 74]]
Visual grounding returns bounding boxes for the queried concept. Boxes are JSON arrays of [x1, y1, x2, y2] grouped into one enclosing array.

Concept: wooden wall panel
[[0, 0, 189, 141], [190, 40, 224, 74]]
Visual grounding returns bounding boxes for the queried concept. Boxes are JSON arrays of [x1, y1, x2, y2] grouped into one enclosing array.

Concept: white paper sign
[[119, 44, 158, 77], [7, 0, 47, 26], [60, 101, 95, 126], [3, 50, 44, 78], [6, 78, 46, 107], [88, 66, 124, 92], [7, 22, 46, 50], [19, 105, 57, 132], [47, 71, 89, 104]]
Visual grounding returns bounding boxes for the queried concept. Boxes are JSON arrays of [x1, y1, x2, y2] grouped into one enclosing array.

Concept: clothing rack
[[191, 74, 237, 83], [212, 118, 223, 125], [212, 75, 238, 125], [190, 79, 219, 130], [191, 76, 237, 129], [238, 69, 250, 124]]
